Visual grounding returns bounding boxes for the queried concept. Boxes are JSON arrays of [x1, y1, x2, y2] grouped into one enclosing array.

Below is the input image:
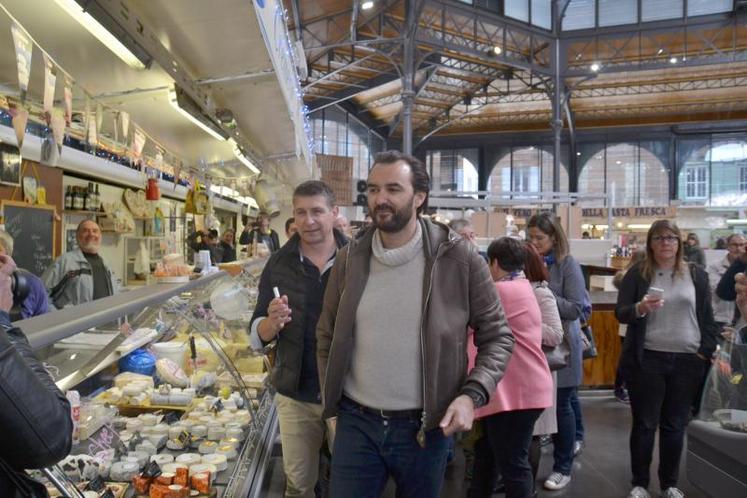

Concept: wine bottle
[[64, 186, 73, 210]]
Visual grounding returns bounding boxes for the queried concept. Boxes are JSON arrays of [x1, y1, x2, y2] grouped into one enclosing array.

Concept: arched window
[[578, 142, 669, 206], [678, 139, 747, 206], [488, 147, 568, 197], [426, 149, 479, 196]]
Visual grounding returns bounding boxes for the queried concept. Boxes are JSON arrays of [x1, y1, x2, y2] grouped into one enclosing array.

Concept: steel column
[[402, 0, 419, 155], [552, 41, 563, 194]]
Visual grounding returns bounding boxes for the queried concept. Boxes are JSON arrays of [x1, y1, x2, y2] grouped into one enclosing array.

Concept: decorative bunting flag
[[42, 54, 56, 122], [7, 99, 29, 151], [132, 127, 146, 164], [173, 161, 182, 189], [50, 108, 66, 154], [154, 148, 164, 170], [63, 76, 73, 126], [120, 111, 130, 143], [95, 103, 103, 132], [10, 23, 32, 101]]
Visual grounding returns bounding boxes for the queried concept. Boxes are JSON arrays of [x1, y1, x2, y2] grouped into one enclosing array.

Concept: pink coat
[[468, 278, 553, 418]]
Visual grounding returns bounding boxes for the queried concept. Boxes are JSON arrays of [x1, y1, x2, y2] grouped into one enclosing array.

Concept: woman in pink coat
[[467, 237, 554, 498]]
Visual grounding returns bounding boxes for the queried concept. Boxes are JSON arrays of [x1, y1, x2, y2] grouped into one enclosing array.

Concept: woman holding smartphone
[[615, 220, 718, 498]]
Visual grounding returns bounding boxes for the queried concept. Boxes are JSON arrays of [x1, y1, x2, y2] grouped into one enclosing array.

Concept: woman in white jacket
[[523, 241, 564, 491]]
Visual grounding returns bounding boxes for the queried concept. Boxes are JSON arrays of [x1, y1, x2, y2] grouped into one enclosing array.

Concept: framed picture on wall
[[66, 228, 79, 252], [0, 143, 21, 186]]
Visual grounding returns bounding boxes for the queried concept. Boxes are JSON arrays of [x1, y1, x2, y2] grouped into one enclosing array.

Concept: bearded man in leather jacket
[[0, 254, 73, 496]]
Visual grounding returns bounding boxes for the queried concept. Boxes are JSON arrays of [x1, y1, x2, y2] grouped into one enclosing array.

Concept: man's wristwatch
[[460, 388, 485, 408]]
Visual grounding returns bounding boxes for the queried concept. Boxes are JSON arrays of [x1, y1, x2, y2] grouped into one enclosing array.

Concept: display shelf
[[20, 257, 272, 498], [63, 210, 102, 215]]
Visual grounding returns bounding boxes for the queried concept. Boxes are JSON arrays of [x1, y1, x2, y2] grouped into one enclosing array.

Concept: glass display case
[[688, 327, 747, 498], [15, 257, 275, 498]]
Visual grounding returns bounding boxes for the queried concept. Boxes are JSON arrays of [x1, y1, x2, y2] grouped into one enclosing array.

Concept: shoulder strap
[[49, 268, 92, 301]]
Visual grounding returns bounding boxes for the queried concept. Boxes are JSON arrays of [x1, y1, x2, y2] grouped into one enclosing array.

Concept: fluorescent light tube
[[168, 88, 227, 141], [54, 0, 147, 69], [231, 141, 260, 175]]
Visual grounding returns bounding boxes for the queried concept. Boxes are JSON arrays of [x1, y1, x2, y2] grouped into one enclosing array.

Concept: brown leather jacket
[[316, 218, 515, 431]]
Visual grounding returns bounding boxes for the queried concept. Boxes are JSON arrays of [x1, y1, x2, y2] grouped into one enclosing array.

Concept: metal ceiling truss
[[571, 72, 747, 99], [563, 13, 747, 77], [575, 99, 747, 119], [414, 0, 555, 76], [303, 0, 404, 65]]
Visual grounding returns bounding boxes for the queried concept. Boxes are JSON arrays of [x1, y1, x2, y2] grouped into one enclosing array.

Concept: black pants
[[627, 350, 706, 490], [615, 337, 626, 391], [468, 409, 542, 498]]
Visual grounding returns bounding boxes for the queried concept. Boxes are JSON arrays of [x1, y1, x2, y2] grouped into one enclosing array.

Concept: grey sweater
[[343, 224, 425, 410]]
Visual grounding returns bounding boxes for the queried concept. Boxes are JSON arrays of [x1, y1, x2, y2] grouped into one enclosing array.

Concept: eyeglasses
[[652, 235, 679, 244]]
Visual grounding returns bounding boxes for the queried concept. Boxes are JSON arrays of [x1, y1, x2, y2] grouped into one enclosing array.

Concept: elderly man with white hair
[[42, 219, 116, 309]]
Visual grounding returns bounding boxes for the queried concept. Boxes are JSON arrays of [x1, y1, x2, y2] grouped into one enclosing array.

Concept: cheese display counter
[[687, 328, 747, 498], [15, 258, 275, 498]]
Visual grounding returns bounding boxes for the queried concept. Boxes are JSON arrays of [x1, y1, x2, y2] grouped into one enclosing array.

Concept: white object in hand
[[648, 286, 664, 299]]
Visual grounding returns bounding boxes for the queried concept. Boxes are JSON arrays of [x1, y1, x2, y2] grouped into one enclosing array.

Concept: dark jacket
[[250, 230, 348, 399], [716, 258, 747, 302], [317, 218, 515, 431], [683, 244, 706, 268], [219, 242, 237, 263], [240, 228, 280, 253], [615, 262, 719, 372], [0, 311, 73, 496]]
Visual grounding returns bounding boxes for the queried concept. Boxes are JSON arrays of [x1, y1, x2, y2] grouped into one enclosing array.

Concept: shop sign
[[580, 206, 676, 218]]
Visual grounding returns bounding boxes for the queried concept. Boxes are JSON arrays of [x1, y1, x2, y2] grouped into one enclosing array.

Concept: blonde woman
[[615, 220, 718, 498]]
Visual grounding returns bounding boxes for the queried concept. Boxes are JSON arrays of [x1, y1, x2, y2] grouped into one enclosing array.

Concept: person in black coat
[[220, 229, 237, 263], [0, 254, 73, 496], [615, 220, 718, 498]]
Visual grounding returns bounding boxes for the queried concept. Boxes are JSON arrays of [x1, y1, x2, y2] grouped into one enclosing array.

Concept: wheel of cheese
[[198, 441, 218, 454], [201, 453, 228, 471], [175, 453, 202, 466], [161, 462, 188, 475], [191, 424, 207, 438], [189, 463, 217, 477], [216, 444, 238, 460], [151, 454, 174, 465], [156, 358, 189, 387], [207, 426, 225, 441]]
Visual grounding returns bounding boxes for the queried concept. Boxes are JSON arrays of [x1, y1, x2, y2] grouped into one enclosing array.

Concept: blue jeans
[[570, 389, 585, 442], [553, 386, 578, 475], [330, 397, 450, 498]]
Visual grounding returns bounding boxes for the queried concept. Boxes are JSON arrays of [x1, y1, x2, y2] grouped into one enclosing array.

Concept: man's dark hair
[[207, 229, 219, 239], [285, 217, 295, 233], [487, 237, 527, 273], [371, 150, 430, 215], [293, 180, 336, 207]]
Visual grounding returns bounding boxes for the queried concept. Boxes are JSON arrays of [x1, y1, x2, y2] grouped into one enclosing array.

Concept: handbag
[[543, 338, 571, 371], [581, 323, 598, 359]]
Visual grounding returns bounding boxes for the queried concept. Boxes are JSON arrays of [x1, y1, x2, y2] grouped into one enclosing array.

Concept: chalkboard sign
[[1, 201, 56, 277]]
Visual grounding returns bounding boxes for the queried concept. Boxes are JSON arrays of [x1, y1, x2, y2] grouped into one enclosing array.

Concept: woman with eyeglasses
[[615, 220, 719, 498], [526, 213, 587, 492]]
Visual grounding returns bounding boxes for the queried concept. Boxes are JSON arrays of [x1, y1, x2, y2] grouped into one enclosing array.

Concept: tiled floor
[[261, 393, 709, 497]]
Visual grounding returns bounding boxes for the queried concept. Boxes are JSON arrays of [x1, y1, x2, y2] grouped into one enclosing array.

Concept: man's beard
[[371, 199, 415, 233], [79, 241, 100, 253]]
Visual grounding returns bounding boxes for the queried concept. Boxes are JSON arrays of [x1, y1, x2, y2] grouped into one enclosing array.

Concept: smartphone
[[648, 286, 664, 299]]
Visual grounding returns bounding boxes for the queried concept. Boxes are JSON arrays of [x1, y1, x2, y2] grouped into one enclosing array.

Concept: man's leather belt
[[343, 396, 421, 419]]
